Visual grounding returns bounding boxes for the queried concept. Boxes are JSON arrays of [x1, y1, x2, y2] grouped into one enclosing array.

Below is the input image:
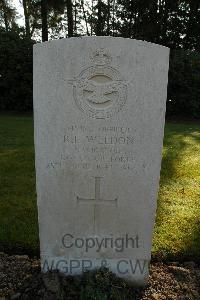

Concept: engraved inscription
[[46, 124, 136, 172], [77, 177, 117, 233], [69, 49, 127, 119]]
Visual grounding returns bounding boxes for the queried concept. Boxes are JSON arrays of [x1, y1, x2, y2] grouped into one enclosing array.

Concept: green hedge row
[[0, 29, 34, 111], [0, 28, 199, 118], [168, 50, 200, 118]]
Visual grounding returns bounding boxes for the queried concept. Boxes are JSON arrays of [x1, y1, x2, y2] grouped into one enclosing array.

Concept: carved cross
[[77, 177, 118, 233]]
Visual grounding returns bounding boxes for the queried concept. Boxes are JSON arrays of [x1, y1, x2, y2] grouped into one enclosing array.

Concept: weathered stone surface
[[33, 37, 169, 285]]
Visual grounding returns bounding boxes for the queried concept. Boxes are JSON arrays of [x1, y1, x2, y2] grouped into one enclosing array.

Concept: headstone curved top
[[33, 36, 169, 286]]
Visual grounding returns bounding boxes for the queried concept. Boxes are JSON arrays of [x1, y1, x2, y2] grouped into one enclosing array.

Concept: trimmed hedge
[[0, 28, 34, 111], [167, 49, 200, 118], [0, 28, 199, 118]]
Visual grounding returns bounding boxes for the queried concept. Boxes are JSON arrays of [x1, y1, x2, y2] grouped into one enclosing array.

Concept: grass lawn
[[0, 115, 200, 260]]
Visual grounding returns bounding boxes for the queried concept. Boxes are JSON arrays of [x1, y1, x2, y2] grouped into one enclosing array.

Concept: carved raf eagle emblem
[[69, 48, 127, 119]]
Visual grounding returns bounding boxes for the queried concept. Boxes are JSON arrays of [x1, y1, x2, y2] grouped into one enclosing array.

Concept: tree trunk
[[41, 0, 48, 41], [66, 0, 73, 37], [22, 0, 31, 38], [74, 0, 77, 35], [81, 0, 89, 35], [112, 0, 115, 36], [91, 0, 94, 35], [185, 0, 200, 49], [107, 0, 110, 35], [148, 0, 159, 42], [2, 0, 9, 31], [128, 1, 134, 38], [3, 11, 9, 31], [97, 0, 102, 36]]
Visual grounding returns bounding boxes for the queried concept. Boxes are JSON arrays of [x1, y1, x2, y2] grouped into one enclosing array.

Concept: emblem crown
[[91, 49, 111, 66]]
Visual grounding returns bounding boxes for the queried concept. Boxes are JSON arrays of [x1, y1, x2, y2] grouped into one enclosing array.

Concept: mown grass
[[0, 115, 39, 252], [0, 115, 199, 260], [153, 121, 200, 261]]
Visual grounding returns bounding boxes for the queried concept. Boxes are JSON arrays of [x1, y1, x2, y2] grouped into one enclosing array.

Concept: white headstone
[[33, 37, 169, 286]]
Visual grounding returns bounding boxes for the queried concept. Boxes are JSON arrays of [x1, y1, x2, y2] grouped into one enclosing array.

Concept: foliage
[[49, 267, 132, 299], [167, 49, 200, 118], [0, 0, 200, 117], [0, 25, 199, 117], [0, 0, 17, 31], [0, 116, 199, 261], [0, 28, 34, 111]]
